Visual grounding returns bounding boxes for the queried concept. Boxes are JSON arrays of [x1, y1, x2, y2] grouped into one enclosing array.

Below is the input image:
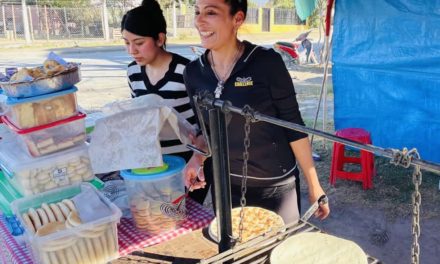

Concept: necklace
[[210, 43, 243, 98]]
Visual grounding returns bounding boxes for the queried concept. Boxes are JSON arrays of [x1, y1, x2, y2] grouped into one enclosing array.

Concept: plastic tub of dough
[[0, 140, 94, 196], [0, 63, 81, 98], [120, 155, 186, 235], [1, 111, 86, 157], [11, 183, 122, 264], [2, 86, 78, 129]]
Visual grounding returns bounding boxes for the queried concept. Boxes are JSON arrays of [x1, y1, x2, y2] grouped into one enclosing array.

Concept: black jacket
[[184, 41, 308, 187]]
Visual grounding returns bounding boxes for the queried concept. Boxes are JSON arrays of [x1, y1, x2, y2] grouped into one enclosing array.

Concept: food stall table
[[114, 221, 382, 264], [0, 199, 214, 264]]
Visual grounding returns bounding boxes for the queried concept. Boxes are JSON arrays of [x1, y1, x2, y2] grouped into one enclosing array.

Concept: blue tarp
[[332, 0, 440, 163]]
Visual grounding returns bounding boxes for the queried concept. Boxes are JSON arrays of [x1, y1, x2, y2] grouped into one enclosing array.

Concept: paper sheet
[[88, 94, 196, 173]]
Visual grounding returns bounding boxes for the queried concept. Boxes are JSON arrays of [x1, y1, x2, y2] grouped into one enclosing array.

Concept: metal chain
[[410, 151, 422, 264], [390, 148, 422, 264], [238, 105, 253, 243]]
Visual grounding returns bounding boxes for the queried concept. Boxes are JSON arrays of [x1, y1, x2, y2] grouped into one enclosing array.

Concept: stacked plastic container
[[0, 65, 90, 194], [0, 65, 122, 264], [12, 183, 122, 264]]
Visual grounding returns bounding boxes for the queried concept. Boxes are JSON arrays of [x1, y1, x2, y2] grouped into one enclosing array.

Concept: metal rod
[[198, 96, 440, 173], [209, 108, 234, 253], [201, 221, 320, 264]]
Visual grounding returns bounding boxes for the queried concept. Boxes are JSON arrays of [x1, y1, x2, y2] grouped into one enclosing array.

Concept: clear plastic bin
[[0, 141, 94, 196], [2, 87, 78, 129], [1, 112, 86, 157], [120, 155, 186, 235], [11, 183, 122, 264]]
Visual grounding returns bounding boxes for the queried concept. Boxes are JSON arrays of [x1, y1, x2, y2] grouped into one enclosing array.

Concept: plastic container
[[1, 112, 86, 157], [85, 111, 104, 135], [11, 183, 121, 264], [0, 63, 80, 98], [0, 89, 6, 114], [0, 171, 25, 236], [2, 87, 78, 129], [0, 171, 22, 216], [0, 141, 94, 196], [120, 155, 186, 234], [0, 171, 103, 237]]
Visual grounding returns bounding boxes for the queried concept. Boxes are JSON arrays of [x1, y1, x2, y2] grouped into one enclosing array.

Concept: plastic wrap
[[89, 94, 196, 173]]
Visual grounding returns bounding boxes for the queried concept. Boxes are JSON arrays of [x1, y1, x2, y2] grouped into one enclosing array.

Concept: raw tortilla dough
[[271, 232, 368, 264]]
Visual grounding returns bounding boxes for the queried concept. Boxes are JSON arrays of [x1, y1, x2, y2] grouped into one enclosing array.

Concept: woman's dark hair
[[226, 0, 247, 18], [121, 0, 167, 42]]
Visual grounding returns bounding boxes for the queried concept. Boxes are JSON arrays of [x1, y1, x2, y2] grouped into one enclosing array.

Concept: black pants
[[189, 159, 302, 218], [208, 182, 299, 224]]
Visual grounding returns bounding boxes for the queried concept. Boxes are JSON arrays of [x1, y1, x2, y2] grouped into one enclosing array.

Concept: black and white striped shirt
[[127, 53, 196, 158]]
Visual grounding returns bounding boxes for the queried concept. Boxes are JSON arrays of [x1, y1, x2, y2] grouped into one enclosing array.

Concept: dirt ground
[[290, 65, 440, 264]]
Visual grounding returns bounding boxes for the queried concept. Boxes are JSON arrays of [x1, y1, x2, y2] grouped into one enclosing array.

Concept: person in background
[[301, 38, 317, 64], [183, 0, 329, 223], [119, 0, 209, 204]]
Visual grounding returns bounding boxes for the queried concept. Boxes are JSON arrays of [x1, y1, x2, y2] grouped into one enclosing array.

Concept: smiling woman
[[183, 0, 330, 224]]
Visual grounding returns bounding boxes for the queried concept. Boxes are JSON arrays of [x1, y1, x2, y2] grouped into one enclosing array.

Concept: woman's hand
[[183, 155, 206, 190], [290, 138, 330, 220], [308, 185, 330, 220]]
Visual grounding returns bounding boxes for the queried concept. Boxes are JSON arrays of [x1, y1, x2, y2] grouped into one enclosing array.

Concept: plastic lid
[[0, 171, 23, 216], [132, 163, 169, 175], [5, 86, 78, 105], [1, 111, 86, 134], [88, 177, 105, 190], [120, 155, 185, 181], [0, 141, 89, 174]]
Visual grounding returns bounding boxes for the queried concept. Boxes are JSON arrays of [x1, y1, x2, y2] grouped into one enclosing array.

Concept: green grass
[[309, 139, 440, 219], [297, 120, 440, 220]]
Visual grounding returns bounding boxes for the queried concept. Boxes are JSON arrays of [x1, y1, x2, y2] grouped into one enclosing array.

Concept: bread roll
[[10, 68, 33, 82]]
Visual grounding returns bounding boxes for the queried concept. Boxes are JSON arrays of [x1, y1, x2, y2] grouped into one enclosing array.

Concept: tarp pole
[[311, 0, 335, 148]]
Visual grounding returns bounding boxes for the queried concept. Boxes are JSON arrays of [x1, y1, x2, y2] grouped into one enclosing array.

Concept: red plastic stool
[[330, 128, 375, 189]]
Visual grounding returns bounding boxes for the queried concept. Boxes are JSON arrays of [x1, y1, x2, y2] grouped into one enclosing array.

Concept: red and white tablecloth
[[118, 199, 214, 256], [0, 215, 33, 264], [0, 199, 214, 263]]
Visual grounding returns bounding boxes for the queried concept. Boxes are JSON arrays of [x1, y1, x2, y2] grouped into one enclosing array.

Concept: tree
[[267, 0, 294, 8], [307, 0, 325, 28], [25, 0, 92, 7]]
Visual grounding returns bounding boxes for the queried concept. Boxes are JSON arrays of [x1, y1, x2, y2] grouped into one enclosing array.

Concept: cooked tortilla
[[209, 207, 284, 243]]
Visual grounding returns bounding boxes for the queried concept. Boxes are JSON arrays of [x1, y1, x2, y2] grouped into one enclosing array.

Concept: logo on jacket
[[234, 76, 253, 87]]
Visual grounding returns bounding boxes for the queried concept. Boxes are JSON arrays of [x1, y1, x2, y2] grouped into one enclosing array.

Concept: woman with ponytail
[[121, 0, 209, 204]]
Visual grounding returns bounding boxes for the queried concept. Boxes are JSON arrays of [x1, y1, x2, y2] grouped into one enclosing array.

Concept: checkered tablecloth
[[0, 198, 214, 263], [118, 198, 214, 256], [0, 215, 33, 264]]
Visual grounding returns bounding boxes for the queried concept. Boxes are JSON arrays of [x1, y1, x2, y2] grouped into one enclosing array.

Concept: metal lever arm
[[301, 195, 328, 222], [186, 93, 212, 157]]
